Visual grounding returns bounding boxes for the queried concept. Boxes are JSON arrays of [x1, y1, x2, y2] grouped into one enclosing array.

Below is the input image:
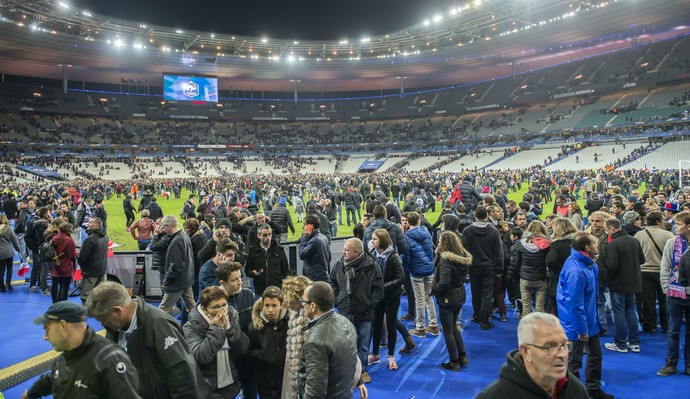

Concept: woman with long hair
[[545, 218, 578, 316], [569, 202, 585, 231], [431, 231, 472, 372], [369, 228, 415, 371], [0, 214, 21, 292], [280, 275, 312, 399], [49, 222, 76, 303], [509, 221, 551, 316]]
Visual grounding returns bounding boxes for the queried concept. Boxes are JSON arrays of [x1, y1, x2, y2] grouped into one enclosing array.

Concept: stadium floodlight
[[433, 15, 443, 23], [261, 37, 268, 43], [287, 55, 295, 63], [176, 29, 183, 34], [82, 10, 92, 17], [58, 2, 70, 9], [423, 20, 430, 26]]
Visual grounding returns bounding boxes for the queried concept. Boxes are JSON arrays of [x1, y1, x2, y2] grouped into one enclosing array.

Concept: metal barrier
[[106, 236, 351, 299]]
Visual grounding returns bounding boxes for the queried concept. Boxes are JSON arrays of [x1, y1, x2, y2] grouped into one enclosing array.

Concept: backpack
[[24, 219, 42, 252], [39, 239, 62, 266], [24, 212, 37, 231]]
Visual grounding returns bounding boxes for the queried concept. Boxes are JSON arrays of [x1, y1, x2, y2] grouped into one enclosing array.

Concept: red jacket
[[50, 231, 76, 278], [131, 217, 157, 241]]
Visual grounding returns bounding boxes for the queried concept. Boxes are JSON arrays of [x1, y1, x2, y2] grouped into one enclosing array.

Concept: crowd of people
[[1, 168, 690, 398]]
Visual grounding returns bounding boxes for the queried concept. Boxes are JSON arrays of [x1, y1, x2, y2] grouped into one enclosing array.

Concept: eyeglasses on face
[[525, 342, 573, 356], [298, 298, 313, 306]]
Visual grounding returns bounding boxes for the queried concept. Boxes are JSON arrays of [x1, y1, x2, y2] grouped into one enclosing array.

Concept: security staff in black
[[22, 301, 142, 399]]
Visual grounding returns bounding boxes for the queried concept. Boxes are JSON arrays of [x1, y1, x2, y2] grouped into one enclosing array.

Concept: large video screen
[[163, 74, 218, 102]]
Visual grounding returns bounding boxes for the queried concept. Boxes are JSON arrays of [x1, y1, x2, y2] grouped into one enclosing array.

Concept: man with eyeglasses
[[476, 312, 589, 399], [557, 232, 613, 399], [298, 281, 367, 399]]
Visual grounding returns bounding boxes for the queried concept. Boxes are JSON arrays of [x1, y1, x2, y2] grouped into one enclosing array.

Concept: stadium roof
[[0, 0, 689, 92]]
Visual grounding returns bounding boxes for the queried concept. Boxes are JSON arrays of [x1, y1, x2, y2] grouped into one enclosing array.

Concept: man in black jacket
[[246, 211, 282, 250], [145, 197, 164, 221], [158, 215, 196, 317], [330, 238, 384, 384], [22, 301, 143, 399], [246, 224, 290, 295], [25, 206, 52, 294], [463, 206, 504, 330], [600, 218, 645, 353], [87, 282, 207, 399], [77, 217, 109, 305], [123, 193, 137, 228], [298, 281, 366, 398], [460, 177, 483, 214]]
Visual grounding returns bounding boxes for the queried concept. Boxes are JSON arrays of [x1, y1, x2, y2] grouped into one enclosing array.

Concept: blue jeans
[[355, 320, 372, 373], [330, 221, 338, 238], [665, 297, 690, 366], [609, 291, 639, 347]]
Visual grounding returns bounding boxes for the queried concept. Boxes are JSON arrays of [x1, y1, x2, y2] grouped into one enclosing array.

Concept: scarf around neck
[[667, 235, 688, 299]]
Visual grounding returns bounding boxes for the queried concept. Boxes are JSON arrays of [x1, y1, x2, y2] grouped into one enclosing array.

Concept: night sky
[[75, 0, 456, 40]]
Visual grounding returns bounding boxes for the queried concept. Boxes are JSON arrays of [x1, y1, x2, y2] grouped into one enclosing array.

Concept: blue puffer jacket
[[403, 227, 435, 278], [298, 231, 332, 282], [557, 248, 601, 340]]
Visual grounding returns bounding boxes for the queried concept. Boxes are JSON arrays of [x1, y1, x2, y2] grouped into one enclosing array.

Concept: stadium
[[1, 0, 690, 398]]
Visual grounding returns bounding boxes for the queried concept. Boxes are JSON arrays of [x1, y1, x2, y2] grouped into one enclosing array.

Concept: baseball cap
[[664, 201, 681, 213], [33, 301, 88, 325]]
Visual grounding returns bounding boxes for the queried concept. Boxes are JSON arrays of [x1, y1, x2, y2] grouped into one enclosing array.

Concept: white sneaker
[[626, 342, 640, 353], [604, 342, 628, 353]]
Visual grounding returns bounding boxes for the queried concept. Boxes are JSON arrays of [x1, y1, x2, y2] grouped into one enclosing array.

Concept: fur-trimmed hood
[[438, 250, 473, 266], [251, 298, 288, 331]]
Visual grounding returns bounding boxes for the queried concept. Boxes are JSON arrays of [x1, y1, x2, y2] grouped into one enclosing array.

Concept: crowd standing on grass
[[3, 166, 690, 399]]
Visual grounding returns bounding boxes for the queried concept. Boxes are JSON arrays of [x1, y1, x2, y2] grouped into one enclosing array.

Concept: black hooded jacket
[[462, 221, 504, 271], [476, 350, 589, 399]]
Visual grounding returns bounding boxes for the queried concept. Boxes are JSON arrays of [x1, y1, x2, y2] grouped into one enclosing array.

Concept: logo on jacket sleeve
[[164, 336, 179, 350], [116, 362, 127, 373]]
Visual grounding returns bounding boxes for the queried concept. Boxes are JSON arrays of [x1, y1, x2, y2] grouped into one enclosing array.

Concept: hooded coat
[[403, 227, 435, 278], [431, 250, 472, 308], [248, 301, 289, 399], [475, 350, 588, 399], [463, 221, 504, 272], [510, 233, 551, 282], [77, 227, 109, 278]]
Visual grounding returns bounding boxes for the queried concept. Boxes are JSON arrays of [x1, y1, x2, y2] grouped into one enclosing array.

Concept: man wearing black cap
[[21, 301, 142, 399]]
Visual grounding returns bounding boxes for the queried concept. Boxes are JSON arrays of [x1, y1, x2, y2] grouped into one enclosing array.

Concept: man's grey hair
[[517, 312, 562, 346], [86, 281, 132, 318], [161, 215, 178, 229]]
